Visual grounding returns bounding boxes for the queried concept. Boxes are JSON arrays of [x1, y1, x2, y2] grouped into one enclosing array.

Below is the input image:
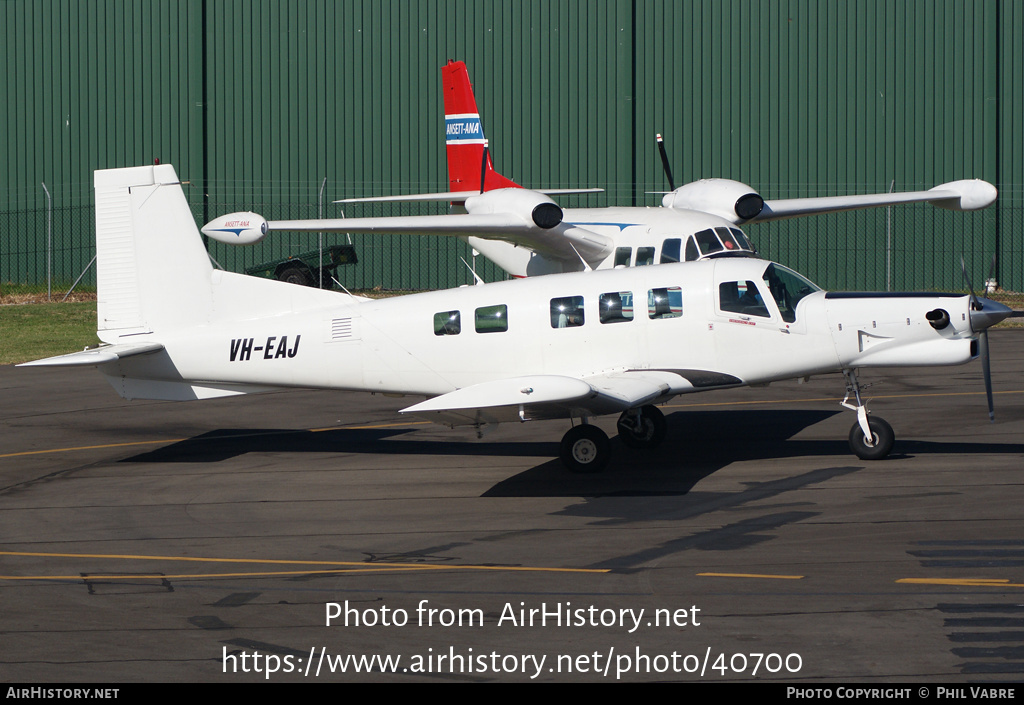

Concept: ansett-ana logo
[[445, 114, 485, 144]]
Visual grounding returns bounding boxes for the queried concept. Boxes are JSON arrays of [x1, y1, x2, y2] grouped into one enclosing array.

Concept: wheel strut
[[841, 369, 894, 460]]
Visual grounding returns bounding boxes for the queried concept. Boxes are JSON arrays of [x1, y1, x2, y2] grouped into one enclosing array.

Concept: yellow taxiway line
[[698, 572, 804, 580], [0, 550, 608, 581]]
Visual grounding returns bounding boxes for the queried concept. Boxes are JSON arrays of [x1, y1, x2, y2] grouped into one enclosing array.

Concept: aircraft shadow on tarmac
[[120, 408, 1024, 497]]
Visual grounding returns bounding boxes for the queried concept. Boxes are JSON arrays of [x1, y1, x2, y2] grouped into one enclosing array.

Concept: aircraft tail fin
[[442, 60, 521, 194], [94, 164, 215, 341]]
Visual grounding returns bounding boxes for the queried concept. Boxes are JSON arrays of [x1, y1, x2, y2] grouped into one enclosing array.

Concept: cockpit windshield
[[762, 263, 820, 323], [685, 227, 756, 261]]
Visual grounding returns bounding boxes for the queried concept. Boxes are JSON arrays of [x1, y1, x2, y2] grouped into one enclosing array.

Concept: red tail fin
[[442, 60, 520, 193]]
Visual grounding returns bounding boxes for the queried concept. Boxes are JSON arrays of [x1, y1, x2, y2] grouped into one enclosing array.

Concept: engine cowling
[[464, 188, 563, 229], [661, 179, 765, 223]]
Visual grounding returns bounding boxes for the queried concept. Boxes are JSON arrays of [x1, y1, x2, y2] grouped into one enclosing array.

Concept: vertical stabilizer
[[442, 60, 521, 193], [94, 165, 214, 341]]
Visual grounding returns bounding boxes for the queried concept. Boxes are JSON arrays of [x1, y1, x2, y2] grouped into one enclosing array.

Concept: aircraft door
[[711, 268, 789, 378]]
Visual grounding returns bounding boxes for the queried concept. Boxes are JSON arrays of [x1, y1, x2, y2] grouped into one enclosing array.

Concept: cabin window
[[550, 296, 585, 328], [475, 304, 508, 333], [599, 291, 634, 324], [661, 238, 681, 263], [719, 281, 770, 318], [636, 247, 655, 266], [614, 247, 632, 267], [433, 310, 461, 336], [648, 287, 683, 319]]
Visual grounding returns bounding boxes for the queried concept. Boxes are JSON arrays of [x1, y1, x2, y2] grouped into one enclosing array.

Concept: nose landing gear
[[842, 369, 894, 460]]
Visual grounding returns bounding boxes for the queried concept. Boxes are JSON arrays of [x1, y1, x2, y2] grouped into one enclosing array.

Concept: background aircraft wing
[[265, 215, 614, 264], [753, 179, 997, 223]]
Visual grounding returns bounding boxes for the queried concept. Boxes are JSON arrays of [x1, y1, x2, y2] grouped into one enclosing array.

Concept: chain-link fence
[[3, 184, 1022, 312]]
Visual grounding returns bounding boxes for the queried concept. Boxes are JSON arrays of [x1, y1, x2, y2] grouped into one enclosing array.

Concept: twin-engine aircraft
[[203, 60, 997, 279], [22, 165, 1010, 471]]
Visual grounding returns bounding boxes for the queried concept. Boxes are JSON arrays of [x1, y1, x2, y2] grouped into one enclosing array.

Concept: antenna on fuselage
[[460, 256, 485, 285]]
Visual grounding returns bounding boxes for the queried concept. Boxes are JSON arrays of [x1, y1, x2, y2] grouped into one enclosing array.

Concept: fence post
[[886, 179, 894, 292], [318, 177, 327, 289], [41, 182, 52, 301]]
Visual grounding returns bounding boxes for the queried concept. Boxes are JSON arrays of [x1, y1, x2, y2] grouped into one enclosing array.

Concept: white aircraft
[[22, 164, 1011, 472], [203, 60, 997, 280]]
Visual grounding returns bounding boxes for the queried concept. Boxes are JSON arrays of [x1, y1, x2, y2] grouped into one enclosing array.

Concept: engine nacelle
[[202, 212, 269, 245], [662, 178, 765, 223], [465, 188, 563, 229]]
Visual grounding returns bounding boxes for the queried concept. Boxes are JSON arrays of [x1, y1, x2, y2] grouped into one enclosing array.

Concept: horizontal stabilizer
[[17, 342, 165, 368]]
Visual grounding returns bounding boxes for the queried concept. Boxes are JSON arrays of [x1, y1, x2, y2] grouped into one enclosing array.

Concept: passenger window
[[660, 238, 681, 263], [648, 287, 682, 319], [719, 281, 770, 318], [614, 247, 632, 267], [475, 304, 508, 333], [550, 296, 585, 328], [600, 291, 634, 324], [433, 310, 461, 336], [636, 247, 655, 266]]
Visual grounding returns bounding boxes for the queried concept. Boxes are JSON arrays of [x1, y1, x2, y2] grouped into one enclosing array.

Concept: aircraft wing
[[753, 179, 997, 223], [398, 370, 716, 426], [267, 215, 614, 264], [334, 188, 604, 203], [17, 342, 165, 367], [205, 188, 615, 265]]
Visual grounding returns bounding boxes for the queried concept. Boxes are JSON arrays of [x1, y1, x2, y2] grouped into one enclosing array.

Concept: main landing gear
[[559, 405, 667, 473], [841, 369, 894, 460]]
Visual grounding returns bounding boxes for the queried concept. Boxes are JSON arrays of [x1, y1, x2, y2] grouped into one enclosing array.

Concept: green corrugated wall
[[2, 0, 1022, 293]]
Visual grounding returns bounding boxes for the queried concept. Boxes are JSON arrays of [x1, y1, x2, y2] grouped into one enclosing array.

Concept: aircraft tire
[[848, 417, 894, 460], [279, 265, 315, 287], [560, 424, 610, 473], [616, 405, 667, 449]]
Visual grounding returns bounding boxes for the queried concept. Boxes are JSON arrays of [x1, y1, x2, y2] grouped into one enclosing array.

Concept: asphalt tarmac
[[2, 330, 1023, 682]]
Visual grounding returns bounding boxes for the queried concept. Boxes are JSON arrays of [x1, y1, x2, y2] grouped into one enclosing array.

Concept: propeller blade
[[980, 330, 994, 421], [480, 139, 489, 194], [962, 255, 1008, 421], [656, 134, 676, 192], [960, 255, 982, 311]]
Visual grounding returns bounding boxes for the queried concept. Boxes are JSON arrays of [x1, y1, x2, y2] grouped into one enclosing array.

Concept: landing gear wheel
[[279, 265, 314, 287], [616, 405, 667, 449], [560, 424, 610, 473], [848, 416, 894, 460]]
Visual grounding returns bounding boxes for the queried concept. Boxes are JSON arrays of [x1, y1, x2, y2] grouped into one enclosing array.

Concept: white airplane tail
[[94, 164, 214, 341]]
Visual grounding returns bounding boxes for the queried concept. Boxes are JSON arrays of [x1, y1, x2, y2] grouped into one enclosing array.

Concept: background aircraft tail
[[442, 60, 521, 193]]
